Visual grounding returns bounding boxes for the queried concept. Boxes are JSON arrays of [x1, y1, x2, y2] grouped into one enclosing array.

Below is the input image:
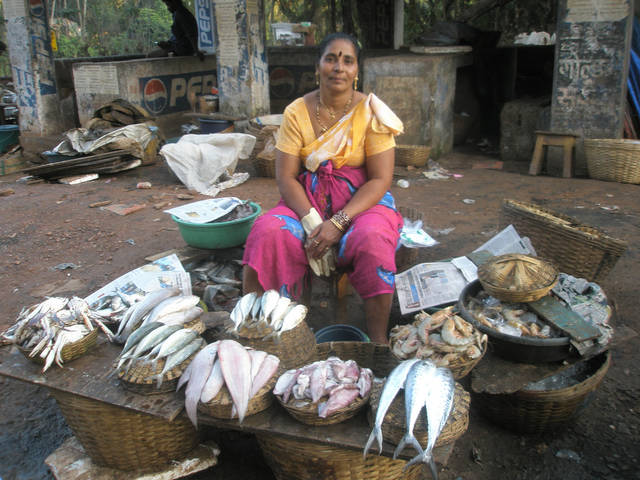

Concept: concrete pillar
[[212, 0, 270, 118], [394, 0, 404, 50], [4, 0, 72, 138], [551, 0, 633, 173]]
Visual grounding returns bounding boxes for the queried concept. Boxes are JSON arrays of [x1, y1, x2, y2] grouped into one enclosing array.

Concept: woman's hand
[[305, 220, 342, 259]]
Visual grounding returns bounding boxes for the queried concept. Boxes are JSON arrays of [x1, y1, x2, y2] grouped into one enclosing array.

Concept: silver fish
[[250, 294, 263, 323], [363, 358, 421, 458], [142, 295, 200, 327], [177, 340, 219, 392], [259, 290, 280, 325], [184, 342, 220, 427], [279, 304, 307, 333], [157, 306, 203, 327], [200, 359, 224, 403], [127, 324, 183, 360], [149, 337, 204, 388], [149, 328, 199, 368], [393, 360, 437, 459], [116, 288, 180, 341], [405, 367, 455, 479], [268, 296, 291, 330], [238, 292, 258, 327], [120, 321, 163, 357]]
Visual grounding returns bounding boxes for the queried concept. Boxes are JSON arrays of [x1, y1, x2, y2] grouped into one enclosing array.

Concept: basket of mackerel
[[389, 306, 487, 379], [477, 253, 558, 303], [364, 359, 469, 477], [222, 290, 317, 369], [274, 353, 373, 426], [181, 339, 282, 427], [111, 289, 207, 394], [3, 296, 104, 373]]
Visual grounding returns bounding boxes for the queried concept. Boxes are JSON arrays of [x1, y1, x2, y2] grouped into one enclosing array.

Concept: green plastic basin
[[172, 201, 261, 249]]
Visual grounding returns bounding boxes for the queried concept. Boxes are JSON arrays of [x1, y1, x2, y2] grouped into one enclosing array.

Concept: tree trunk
[[342, 0, 355, 35]]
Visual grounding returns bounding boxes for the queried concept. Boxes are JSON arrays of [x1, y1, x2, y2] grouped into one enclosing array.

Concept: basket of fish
[[177, 339, 281, 426], [273, 355, 373, 426], [2, 296, 112, 372], [388, 306, 487, 379], [363, 359, 470, 476], [472, 351, 610, 433], [458, 279, 571, 363], [224, 291, 317, 369]]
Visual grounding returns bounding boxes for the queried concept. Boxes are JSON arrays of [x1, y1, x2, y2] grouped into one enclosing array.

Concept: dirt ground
[[0, 147, 638, 480]]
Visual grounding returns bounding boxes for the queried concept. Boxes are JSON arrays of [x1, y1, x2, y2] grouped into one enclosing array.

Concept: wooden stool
[[529, 131, 578, 178]]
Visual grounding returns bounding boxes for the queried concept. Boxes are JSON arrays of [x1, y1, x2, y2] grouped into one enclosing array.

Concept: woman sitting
[[242, 33, 404, 344]]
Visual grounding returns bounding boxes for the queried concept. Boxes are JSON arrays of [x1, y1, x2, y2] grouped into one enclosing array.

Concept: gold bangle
[[333, 210, 351, 229], [330, 217, 345, 232]]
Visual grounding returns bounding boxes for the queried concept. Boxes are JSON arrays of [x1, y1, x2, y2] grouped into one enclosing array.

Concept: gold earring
[[315, 72, 319, 86], [354, 76, 359, 90]]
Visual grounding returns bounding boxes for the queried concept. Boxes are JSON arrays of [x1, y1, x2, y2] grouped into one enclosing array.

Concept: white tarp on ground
[[159, 133, 256, 197]]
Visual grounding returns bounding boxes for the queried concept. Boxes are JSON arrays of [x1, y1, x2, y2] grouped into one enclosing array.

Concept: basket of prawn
[[477, 253, 558, 303], [273, 354, 373, 426], [224, 291, 317, 369], [389, 306, 487, 380], [5, 297, 105, 373], [114, 318, 206, 394], [177, 339, 282, 427]]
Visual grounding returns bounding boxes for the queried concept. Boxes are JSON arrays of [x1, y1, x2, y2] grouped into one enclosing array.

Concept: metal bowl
[[457, 280, 571, 363]]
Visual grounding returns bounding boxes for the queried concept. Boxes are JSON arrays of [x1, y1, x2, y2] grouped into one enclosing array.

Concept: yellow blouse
[[275, 95, 401, 170]]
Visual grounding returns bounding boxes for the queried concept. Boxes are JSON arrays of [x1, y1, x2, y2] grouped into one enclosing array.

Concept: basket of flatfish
[[472, 351, 610, 433], [363, 359, 467, 476], [389, 306, 487, 379], [274, 354, 373, 426], [2, 296, 112, 372], [176, 339, 281, 427], [224, 291, 317, 369], [458, 279, 571, 363], [113, 313, 206, 394]]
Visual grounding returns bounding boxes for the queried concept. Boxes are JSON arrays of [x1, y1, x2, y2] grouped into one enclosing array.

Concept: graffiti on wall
[[29, 0, 57, 96]]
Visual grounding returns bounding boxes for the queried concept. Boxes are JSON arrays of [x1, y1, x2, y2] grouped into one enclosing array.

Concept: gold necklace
[[315, 90, 354, 134]]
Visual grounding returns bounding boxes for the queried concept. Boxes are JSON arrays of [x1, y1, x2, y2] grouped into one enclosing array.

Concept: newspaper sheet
[[473, 224, 536, 256], [395, 262, 468, 315], [84, 254, 191, 307], [164, 197, 243, 224]]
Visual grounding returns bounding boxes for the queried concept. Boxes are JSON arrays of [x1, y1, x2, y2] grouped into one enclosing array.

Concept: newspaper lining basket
[[256, 433, 424, 480], [500, 199, 627, 282], [49, 389, 200, 471], [395, 144, 431, 167], [472, 351, 610, 433], [18, 327, 98, 366], [584, 138, 640, 184]]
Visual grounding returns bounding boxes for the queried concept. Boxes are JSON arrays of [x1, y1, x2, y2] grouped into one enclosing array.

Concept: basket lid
[[478, 254, 558, 294]]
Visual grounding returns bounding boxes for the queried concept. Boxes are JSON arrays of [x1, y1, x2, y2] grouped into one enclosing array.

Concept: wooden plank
[[0, 337, 184, 422], [527, 296, 601, 342]]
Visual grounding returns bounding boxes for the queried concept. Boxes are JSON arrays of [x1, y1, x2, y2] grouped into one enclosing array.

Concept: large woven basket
[[224, 319, 317, 369], [198, 365, 282, 420], [49, 389, 200, 471], [477, 253, 558, 303], [256, 433, 424, 480], [18, 327, 99, 366], [395, 144, 431, 167], [250, 124, 279, 178], [472, 351, 610, 433], [367, 380, 469, 448], [500, 199, 627, 282], [584, 138, 640, 184]]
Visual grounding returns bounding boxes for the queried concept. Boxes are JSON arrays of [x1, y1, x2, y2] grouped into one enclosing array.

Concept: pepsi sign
[[140, 72, 216, 115]]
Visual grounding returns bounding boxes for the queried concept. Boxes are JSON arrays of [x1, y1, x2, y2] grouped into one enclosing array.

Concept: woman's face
[[317, 39, 358, 93]]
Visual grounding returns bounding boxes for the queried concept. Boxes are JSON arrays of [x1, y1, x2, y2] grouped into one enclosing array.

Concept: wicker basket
[[367, 381, 469, 448], [472, 351, 610, 433], [49, 389, 200, 471], [18, 327, 99, 366], [254, 156, 277, 178], [395, 144, 431, 167], [256, 433, 424, 480], [500, 199, 627, 282], [198, 365, 282, 420], [250, 124, 279, 178], [224, 319, 317, 370], [477, 254, 558, 303], [584, 138, 640, 184]]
